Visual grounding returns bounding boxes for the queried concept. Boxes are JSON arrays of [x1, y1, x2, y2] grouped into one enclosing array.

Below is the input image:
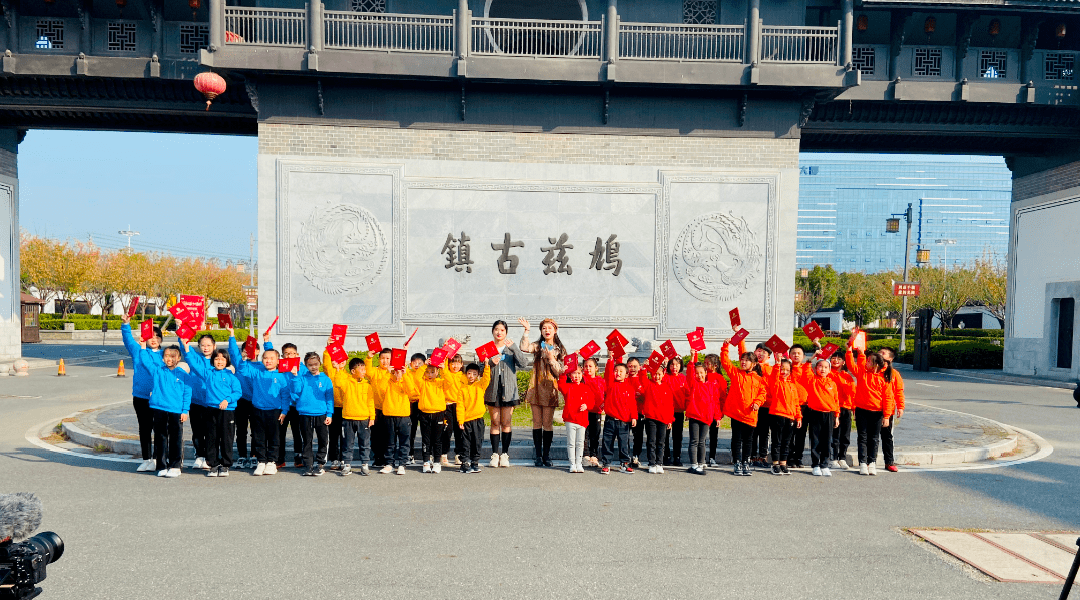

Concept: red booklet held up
[[764, 335, 790, 357], [265, 316, 280, 335], [660, 340, 678, 360], [475, 341, 499, 363], [579, 341, 600, 360], [176, 323, 197, 342], [430, 348, 448, 367], [606, 329, 629, 348], [329, 324, 348, 348], [648, 351, 665, 372], [611, 348, 626, 364], [686, 329, 706, 352], [390, 348, 407, 371], [605, 338, 624, 353], [731, 328, 751, 345], [243, 335, 258, 360], [819, 342, 840, 360], [168, 302, 193, 324], [278, 357, 300, 373], [365, 332, 382, 353], [563, 353, 580, 373], [140, 319, 154, 341], [327, 344, 348, 366], [852, 330, 867, 352], [443, 338, 462, 360], [127, 297, 140, 318], [802, 321, 824, 342], [729, 308, 741, 329], [218, 313, 233, 330], [179, 294, 206, 330]]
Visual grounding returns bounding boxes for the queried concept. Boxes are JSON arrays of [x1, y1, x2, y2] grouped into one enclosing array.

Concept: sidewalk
[[894, 363, 1079, 391], [53, 400, 1026, 468]]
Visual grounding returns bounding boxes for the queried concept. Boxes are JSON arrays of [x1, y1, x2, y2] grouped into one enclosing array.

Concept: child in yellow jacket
[[441, 355, 468, 467], [325, 352, 375, 476], [456, 362, 492, 473], [403, 362, 453, 474], [379, 365, 412, 475], [364, 347, 393, 468]]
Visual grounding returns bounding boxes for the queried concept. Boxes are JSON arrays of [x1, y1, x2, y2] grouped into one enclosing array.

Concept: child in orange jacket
[[828, 353, 856, 470], [685, 355, 722, 475], [877, 347, 906, 472], [845, 334, 896, 476], [721, 339, 767, 476], [766, 358, 804, 475], [803, 359, 840, 477]]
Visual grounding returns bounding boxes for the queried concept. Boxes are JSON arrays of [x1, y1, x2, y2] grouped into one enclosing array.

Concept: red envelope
[[430, 347, 448, 367], [327, 344, 348, 365], [660, 340, 678, 360], [731, 328, 750, 345], [443, 338, 462, 360], [278, 357, 300, 373], [243, 335, 258, 360], [606, 329, 629, 347], [819, 342, 840, 360], [127, 297, 139, 318], [390, 348, 407, 370], [765, 335, 790, 356], [365, 332, 382, 353], [802, 321, 824, 342], [563, 353, 579, 373], [140, 319, 154, 341], [176, 323, 196, 342], [686, 330, 706, 352], [330, 324, 348, 347], [475, 341, 499, 362], [852, 330, 867, 352], [218, 313, 233, 330], [729, 308, 741, 329], [579, 341, 600, 360]]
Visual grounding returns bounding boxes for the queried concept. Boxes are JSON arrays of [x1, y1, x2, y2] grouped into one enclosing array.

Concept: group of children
[[121, 316, 904, 479]]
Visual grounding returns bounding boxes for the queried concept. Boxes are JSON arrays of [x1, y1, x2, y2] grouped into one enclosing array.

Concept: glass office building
[[796, 154, 1012, 272]]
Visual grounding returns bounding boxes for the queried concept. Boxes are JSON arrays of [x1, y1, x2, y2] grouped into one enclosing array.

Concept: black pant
[[687, 418, 708, 465], [789, 408, 809, 464], [329, 406, 344, 463], [708, 421, 719, 461], [234, 398, 253, 459], [205, 408, 235, 469], [442, 404, 461, 458], [855, 407, 884, 466], [832, 408, 852, 463], [769, 416, 795, 462], [881, 416, 896, 466], [460, 417, 485, 467], [371, 410, 388, 466], [299, 415, 330, 469], [631, 415, 645, 460], [418, 411, 445, 462], [730, 418, 755, 464], [752, 406, 771, 458], [805, 407, 834, 468], [342, 419, 371, 464], [409, 402, 422, 456], [277, 407, 302, 464], [584, 413, 601, 458], [249, 407, 281, 463], [644, 419, 667, 466], [151, 408, 182, 470], [601, 418, 631, 466], [384, 415, 411, 467], [664, 411, 685, 463], [133, 396, 153, 460], [188, 404, 207, 458]]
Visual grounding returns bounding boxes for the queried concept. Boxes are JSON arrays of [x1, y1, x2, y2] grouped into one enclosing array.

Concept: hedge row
[[856, 328, 1002, 339], [39, 314, 235, 331]]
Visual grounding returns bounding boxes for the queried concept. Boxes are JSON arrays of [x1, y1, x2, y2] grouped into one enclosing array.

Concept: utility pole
[[900, 204, 912, 353], [118, 225, 140, 248], [249, 232, 255, 334]]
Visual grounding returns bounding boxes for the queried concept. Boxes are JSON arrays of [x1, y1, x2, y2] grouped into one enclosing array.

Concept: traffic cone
[[57, 359, 66, 376], [116, 360, 126, 378]]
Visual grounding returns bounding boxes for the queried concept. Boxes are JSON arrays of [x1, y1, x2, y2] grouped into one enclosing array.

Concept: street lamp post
[[887, 203, 914, 352]]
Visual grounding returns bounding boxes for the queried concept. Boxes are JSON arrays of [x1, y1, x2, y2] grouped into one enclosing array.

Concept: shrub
[[170, 329, 249, 343], [921, 341, 1004, 369]]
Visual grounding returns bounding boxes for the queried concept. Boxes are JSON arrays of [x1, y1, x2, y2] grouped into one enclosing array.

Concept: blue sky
[[19, 130, 258, 262]]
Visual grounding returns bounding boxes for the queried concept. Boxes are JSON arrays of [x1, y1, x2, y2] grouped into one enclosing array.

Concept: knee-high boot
[[542, 429, 553, 465], [532, 428, 543, 466]]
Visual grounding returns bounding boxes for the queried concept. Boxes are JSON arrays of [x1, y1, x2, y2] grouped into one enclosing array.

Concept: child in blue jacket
[[184, 343, 242, 477], [292, 352, 335, 476], [135, 344, 192, 479], [227, 330, 293, 476], [179, 333, 217, 471], [121, 315, 162, 473]]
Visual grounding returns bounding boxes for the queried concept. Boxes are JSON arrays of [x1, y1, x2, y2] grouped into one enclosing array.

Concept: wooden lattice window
[[682, 1, 716, 25]]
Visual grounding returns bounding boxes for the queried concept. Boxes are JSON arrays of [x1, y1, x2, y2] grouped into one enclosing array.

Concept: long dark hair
[[531, 320, 566, 381], [211, 349, 231, 368]]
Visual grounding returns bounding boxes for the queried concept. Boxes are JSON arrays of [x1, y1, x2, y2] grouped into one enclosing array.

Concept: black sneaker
[[732, 463, 741, 476], [460, 465, 470, 474], [742, 462, 752, 476], [534, 457, 543, 467], [543, 459, 553, 468], [314, 465, 325, 476], [772, 465, 781, 475], [780, 465, 790, 475], [218, 466, 229, 477], [707, 458, 717, 468], [302, 467, 315, 476], [470, 464, 481, 473], [673, 458, 684, 467]]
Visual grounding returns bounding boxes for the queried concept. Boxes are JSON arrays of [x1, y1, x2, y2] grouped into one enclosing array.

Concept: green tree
[[972, 251, 1006, 326], [915, 264, 976, 333], [838, 271, 892, 327], [794, 265, 839, 326]]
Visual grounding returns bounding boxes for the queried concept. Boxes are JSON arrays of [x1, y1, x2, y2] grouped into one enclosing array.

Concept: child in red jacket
[[721, 340, 767, 476], [846, 335, 896, 476], [663, 358, 688, 467], [560, 366, 592, 473], [803, 359, 840, 477], [600, 359, 638, 474], [767, 359, 803, 475], [582, 358, 605, 468], [828, 353, 857, 470], [638, 365, 674, 474], [685, 355, 722, 475]]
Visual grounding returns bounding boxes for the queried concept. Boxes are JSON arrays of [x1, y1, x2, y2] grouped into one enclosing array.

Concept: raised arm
[[228, 335, 243, 368], [323, 350, 338, 379], [121, 323, 141, 358], [719, 342, 735, 373]]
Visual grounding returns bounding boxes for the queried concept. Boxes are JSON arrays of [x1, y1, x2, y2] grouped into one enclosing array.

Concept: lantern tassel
[[205, 100, 211, 111]]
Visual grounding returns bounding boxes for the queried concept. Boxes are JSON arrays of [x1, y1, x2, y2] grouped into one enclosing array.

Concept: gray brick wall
[[0, 148, 16, 179], [259, 124, 800, 169], [1013, 160, 1080, 202]]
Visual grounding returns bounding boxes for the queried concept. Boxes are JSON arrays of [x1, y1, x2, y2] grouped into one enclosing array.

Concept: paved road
[[2, 360, 1077, 600]]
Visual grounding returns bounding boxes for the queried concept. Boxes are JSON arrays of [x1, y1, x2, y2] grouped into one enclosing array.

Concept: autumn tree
[[915, 263, 977, 333], [838, 271, 893, 327], [794, 265, 839, 327], [972, 251, 1007, 326], [19, 233, 63, 304]]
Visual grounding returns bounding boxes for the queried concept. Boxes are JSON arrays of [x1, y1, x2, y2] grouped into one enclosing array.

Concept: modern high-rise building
[[796, 154, 1012, 272]]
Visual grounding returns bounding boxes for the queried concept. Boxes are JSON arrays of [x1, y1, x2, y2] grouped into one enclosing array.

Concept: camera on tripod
[[0, 493, 64, 599]]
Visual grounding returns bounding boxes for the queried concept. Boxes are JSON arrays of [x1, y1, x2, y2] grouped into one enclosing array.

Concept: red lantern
[[194, 71, 226, 111], [856, 14, 868, 32], [989, 18, 1001, 37], [189, 0, 200, 20]]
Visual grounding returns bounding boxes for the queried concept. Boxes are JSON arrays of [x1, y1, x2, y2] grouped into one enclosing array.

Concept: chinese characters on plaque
[[439, 232, 624, 277]]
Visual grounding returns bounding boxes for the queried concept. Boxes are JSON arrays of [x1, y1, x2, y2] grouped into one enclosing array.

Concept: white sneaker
[[254, 462, 266, 476], [396, 465, 406, 475], [156, 469, 168, 477], [440, 455, 450, 466], [422, 462, 432, 473], [868, 463, 877, 476], [829, 460, 840, 469], [206, 467, 219, 477], [859, 463, 869, 476], [499, 453, 510, 468], [490, 454, 501, 468], [812, 466, 822, 476], [453, 455, 462, 466], [136, 459, 153, 472], [657, 465, 665, 474], [648, 465, 657, 474], [433, 463, 441, 474], [194, 457, 208, 470], [379, 465, 394, 474], [264, 462, 277, 475], [838, 459, 850, 470], [165, 468, 181, 478], [822, 468, 832, 477]]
